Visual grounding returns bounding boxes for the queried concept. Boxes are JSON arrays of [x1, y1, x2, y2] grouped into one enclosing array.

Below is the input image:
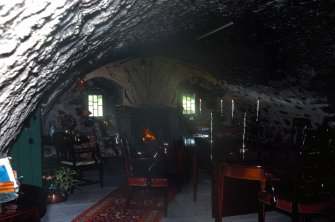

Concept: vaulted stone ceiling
[[0, 0, 334, 152]]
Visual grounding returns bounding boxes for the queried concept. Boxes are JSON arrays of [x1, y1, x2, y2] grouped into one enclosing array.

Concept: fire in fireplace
[[142, 128, 156, 142]]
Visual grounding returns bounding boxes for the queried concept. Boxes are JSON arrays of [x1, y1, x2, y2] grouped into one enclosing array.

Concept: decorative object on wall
[[240, 112, 247, 157], [57, 114, 77, 134], [48, 121, 57, 137], [231, 99, 235, 120], [256, 98, 260, 122], [74, 78, 86, 89]]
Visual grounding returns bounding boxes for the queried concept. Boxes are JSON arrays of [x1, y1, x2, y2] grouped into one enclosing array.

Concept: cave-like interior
[[1, 0, 335, 153], [1, 0, 335, 219]]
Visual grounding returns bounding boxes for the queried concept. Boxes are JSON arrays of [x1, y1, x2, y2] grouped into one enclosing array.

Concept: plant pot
[[47, 193, 64, 204]]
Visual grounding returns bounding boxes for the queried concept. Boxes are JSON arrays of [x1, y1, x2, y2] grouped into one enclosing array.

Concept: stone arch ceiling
[[0, 0, 334, 152], [82, 57, 222, 107]]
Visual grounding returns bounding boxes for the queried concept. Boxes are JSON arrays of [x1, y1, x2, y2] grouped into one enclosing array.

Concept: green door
[[8, 108, 42, 187]]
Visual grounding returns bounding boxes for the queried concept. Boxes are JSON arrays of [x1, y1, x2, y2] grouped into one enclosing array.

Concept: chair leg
[[124, 185, 132, 215], [99, 164, 104, 188], [192, 153, 198, 202], [298, 215, 305, 222], [177, 147, 183, 192], [164, 187, 168, 217], [258, 201, 265, 222], [292, 207, 301, 222]]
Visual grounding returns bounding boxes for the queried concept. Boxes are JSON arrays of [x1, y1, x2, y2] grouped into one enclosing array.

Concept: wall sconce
[[75, 78, 86, 89]]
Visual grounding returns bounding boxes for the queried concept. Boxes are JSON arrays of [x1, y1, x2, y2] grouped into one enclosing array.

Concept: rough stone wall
[[43, 79, 120, 136], [0, 0, 228, 151], [1, 0, 334, 154], [43, 87, 82, 136], [222, 84, 330, 145]]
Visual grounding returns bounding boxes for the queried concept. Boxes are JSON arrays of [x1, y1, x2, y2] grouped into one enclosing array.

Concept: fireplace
[[142, 128, 156, 142], [116, 105, 183, 153]]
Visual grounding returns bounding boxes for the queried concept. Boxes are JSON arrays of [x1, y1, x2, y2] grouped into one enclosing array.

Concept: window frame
[[182, 93, 196, 115], [87, 93, 105, 118]]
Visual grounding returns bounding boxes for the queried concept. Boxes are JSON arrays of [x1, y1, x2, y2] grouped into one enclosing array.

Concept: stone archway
[[83, 56, 223, 108]]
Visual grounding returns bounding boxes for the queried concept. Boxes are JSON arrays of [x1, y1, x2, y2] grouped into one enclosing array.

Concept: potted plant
[[54, 167, 78, 196], [44, 167, 78, 203]]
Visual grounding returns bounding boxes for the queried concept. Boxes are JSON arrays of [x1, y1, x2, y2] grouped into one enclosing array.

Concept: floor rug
[[72, 185, 176, 222]]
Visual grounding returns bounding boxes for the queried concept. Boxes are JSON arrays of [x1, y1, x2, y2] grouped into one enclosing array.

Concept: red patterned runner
[[72, 185, 176, 222]]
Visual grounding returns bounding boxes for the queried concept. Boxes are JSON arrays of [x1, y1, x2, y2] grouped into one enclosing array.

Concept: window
[[182, 94, 195, 114], [88, 94, 103, 117]]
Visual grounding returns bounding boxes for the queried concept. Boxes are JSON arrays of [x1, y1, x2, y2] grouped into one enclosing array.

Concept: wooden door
[[8, 108, 42, 187]]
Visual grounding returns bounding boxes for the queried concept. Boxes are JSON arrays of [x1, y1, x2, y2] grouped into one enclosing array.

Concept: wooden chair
[[54, 132, 104, 187], [93, 120, 122, 158], [290, 117, 311, 150], [120, 134, 169, 216], [259, 128, 335, 222]]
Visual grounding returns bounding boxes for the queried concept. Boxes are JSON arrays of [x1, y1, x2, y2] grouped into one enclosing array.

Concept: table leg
[[192, 153, 197, 202], [260, 179, 266, 191], [259, 178, 266, 222], [211, 162, 217, 218], [177, 147, 183, 192], [215, 163, 224, 222], [259, 200, 265, 222]]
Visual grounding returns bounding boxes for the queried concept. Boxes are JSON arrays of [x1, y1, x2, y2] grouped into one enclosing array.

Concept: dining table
[[178, 135, 293, 222]]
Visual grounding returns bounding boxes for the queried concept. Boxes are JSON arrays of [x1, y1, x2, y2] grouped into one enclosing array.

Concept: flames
[[143, 128, 156, 142]]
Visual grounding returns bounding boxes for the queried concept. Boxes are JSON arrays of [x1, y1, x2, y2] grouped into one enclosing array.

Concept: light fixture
[[75, 78, 86, 89], [195, 21, 234, 41]]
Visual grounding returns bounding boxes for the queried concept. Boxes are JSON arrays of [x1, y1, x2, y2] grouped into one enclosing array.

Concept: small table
[[179, 137, 289, 222], [213, 162, 268, 222], [0, 184, 47, 222], [212, 140, 289, 222]]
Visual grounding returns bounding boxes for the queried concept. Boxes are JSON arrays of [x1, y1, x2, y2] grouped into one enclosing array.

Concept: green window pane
[[98, 98, 102, 105], [88, 94, 104, 117], [182, 94, 195, 115], [98, 108, 103, 116]]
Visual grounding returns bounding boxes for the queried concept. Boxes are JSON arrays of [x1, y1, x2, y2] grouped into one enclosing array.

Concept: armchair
[[54, 132, 104, 188]]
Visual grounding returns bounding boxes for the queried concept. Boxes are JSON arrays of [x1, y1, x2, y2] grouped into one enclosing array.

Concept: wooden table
[[213, 162, 268, 222], [0, 184, 47, 222], [178, 137, 289, 222]]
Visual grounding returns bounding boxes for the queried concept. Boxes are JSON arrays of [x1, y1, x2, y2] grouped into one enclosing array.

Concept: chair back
[[120, 134, 166, 179], [54, 132, 75, 163], [259, 121, 335, 221], [320, 123, 335, 198], [290, 117, 311, 150], [297, 126, 335, 200], [120, 134, 132, 176], [194, 137, 212, 171]]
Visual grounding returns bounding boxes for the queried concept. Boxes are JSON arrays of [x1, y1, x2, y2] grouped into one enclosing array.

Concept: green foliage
[[53, 167, 78, 192]]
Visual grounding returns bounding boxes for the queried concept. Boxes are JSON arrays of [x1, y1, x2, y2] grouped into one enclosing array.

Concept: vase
[[47, 192, 64, 204]]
